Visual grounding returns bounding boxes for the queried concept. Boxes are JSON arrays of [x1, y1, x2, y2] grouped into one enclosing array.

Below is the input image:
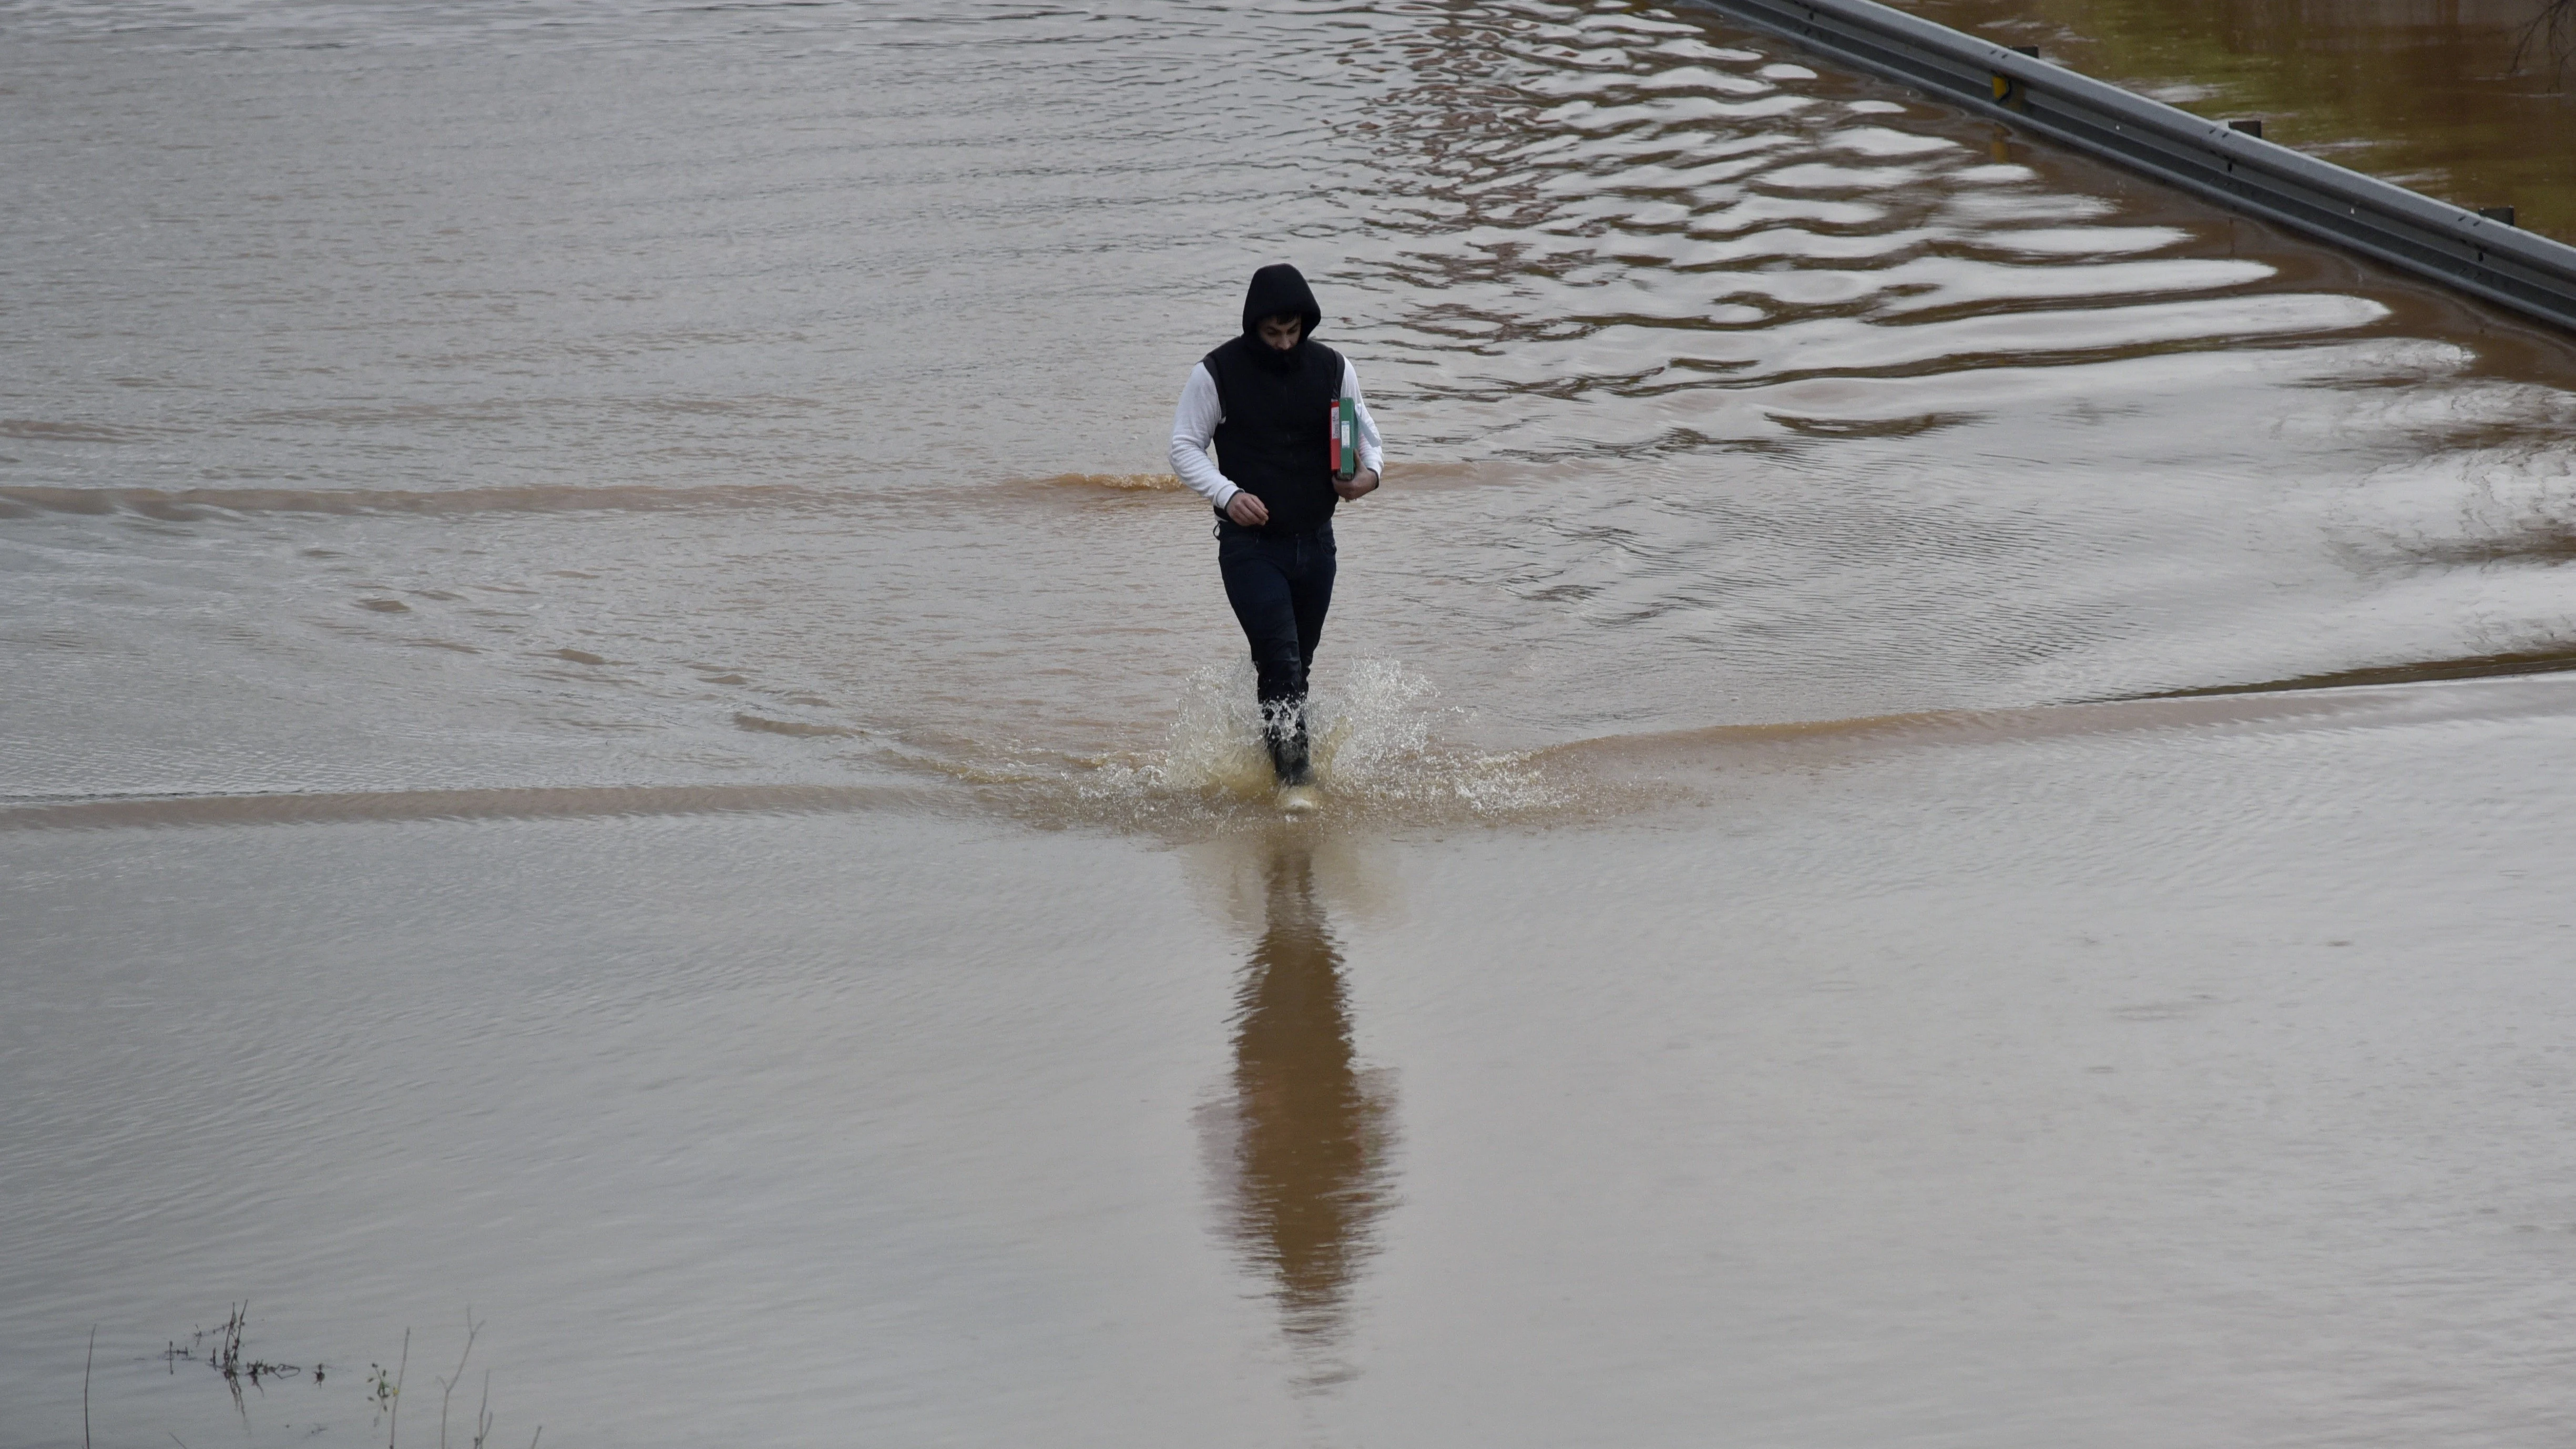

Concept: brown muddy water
[[7, 0, 2576, 1444], [1894, 0, 2576, 242]]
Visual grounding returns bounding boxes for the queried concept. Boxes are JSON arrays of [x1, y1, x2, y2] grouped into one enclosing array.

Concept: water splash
[[1056, 658, 1570, 832], [1308, 660, 1565, 819], [1144, 659, 1281, 804]]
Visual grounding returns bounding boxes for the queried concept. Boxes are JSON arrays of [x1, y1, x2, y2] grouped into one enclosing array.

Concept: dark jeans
[[1217, 519, 1336, 779]]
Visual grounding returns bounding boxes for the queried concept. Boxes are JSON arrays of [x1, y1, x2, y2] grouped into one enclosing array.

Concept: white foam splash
[[1075, 658, 1565, 825], [1148, 658, 1279, 802]]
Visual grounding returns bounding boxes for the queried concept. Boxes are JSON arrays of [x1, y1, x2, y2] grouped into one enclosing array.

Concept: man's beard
[[1257, 339, 1303, 375]]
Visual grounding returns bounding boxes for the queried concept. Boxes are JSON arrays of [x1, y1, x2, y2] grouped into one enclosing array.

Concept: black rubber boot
[[1264, 698, 1313, 787]]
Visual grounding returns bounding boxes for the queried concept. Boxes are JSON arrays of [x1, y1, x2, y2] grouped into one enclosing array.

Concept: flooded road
[[16, 697, 2576, 1446], [7, 0, 2576, 1443]]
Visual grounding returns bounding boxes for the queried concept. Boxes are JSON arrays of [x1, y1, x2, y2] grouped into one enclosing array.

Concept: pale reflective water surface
[[7, 0, 2576, 1444]]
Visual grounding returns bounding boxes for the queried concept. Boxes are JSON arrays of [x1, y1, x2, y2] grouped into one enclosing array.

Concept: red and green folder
[[1329, 396, 1358, 481]]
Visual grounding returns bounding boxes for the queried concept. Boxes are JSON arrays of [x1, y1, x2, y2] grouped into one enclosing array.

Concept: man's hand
[[1335, 467, 1379, 502], [1225, 491, 1270, 527]]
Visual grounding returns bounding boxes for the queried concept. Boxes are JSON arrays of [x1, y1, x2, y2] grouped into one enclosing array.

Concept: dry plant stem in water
[[161, 1302, 316, 1420], [469, 1371, 494, 1449], [387, 1327, 408, 1449], [437, 1308, 481, 1449], [390, 1315, 536, 1449], [141, 1307, 536, 1449]]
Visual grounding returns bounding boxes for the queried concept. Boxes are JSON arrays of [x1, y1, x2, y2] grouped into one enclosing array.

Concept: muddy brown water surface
[[8, 0, 2576, 1444], [1892, 0, 2576, 242]]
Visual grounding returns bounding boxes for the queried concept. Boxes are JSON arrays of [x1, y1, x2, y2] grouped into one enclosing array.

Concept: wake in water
[[1047, 659, 1571, 832]]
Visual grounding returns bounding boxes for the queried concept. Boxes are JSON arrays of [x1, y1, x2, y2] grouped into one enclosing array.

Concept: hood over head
[[1241, 263, 1323, 341]]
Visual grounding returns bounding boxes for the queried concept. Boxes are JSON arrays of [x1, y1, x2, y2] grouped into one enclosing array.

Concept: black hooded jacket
[[1203, 263, 1346, 534]]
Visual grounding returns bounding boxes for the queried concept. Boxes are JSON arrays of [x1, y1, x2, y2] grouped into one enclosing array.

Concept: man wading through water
[[1171, 263, 1383, 810]]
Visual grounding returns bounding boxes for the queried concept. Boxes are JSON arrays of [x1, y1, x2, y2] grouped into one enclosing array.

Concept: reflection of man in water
[[1170, 264, 1385, 789], [1215, 842, 1395, 1357]]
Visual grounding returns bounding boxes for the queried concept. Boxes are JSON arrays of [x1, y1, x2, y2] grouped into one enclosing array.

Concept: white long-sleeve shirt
[[1169, 356, 1384, 512]]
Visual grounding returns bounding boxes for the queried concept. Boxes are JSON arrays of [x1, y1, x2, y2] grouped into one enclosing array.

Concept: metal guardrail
[[1680, 0, 2576, 334]]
